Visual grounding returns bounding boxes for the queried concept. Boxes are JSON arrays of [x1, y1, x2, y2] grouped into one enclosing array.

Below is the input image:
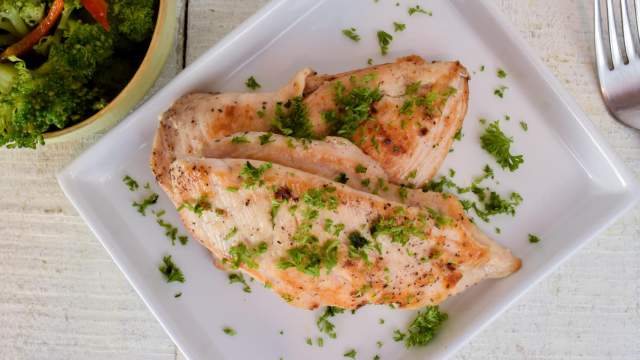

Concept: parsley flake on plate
[[317, 306, 345, 338], [343, 349, 357, 358], [528, 234, 541, 243], [342, 27, 361, 42], [223, 326, 237, 336], [408, 5, 432, 16], [497, 68, 507, 78], [393, 306, 448, 347], [132, 193, 158, 215], [494, 85, 508, 98], [376, 30, 393, 55], [122, 175, 139, 191], [520, 121, 528, 131], [158, 255, 185, 283], [228, 273, 252, 293], [245, 76, 261, 90], [393, 22, 406, 32], [480, 121, 524, 171]]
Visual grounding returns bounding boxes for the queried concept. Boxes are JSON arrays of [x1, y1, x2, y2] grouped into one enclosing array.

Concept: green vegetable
[[343, 349, 357, 358], [0, 1, 45, 39], [156, 217, 188, 246], [278, 238, 339, 276], [231, 135, 249, 144], [393, 22, 406, 32], [528, 234, 540, 243], [177, 194, 211, 217], [228, 273, 251, 293], [222, 326, 236, 336], [110, 0, 156, 43], [494, 85, 507, 98], [453, 128, 463, 141], [480, 121, 524, 171], [132, 193, 158, 215], [271, 96, 314, 139], [122, 175, 139, 191], [342, 27, 360, 42], [239, 161, 272, 188], [158, 255, 185, 283], [376, 30, 393, 55], [245, 75, 261, 90], [497, 68, 507, 78], [371, 212, 424, 245], [322, 79, 382, 138], [228, 242, 268, 269], [393, 306, 447, 348], [317, 306, 345, 338], [408, 5, 432, 16]]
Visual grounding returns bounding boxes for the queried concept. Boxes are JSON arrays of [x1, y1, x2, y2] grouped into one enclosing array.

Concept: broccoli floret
[[110, 0, 156, 42], [0, 21, 114, 148], [0, 0, 45, 37]]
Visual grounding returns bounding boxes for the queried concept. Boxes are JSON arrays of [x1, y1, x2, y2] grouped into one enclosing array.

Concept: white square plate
[[57, 0, 640, 359]]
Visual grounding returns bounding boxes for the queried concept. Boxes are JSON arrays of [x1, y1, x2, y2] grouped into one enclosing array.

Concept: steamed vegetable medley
[[0, 0, 157, 148]]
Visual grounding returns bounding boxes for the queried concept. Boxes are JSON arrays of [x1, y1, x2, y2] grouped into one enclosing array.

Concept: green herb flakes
[[223, 327, 237, 336], [231, 135, 249, 144], [355, 164, 367, 174], [408, 5, 432, 16], [271, 96, 314, 139], [520, 121, 528, 132], [528, 234, 540, 243], [228, 273, 251, 293], [317, 306, 345, 338], [228, 242, 268, 269], [259, 132, 274, 145], [342, 28, 361, 42], [224, 226, 238, 241], [245, 76, 261, 90], [367, 58, 374, 65], [322, 80, 382, 139], [393, 306, 447, 348], [240, 161, 273, 188], [177, 194, 211, 217], [174, 292, 182, 298], [453, 128, 463, 141], [497, 68, 507, 79], [122, 175, 139, 191], [132, 193, 158, 215], [343, 349, 357, 358], [159, 255, 185, 283], [377, 30, 393, 55], [393, 22, 406, 32], [494, 85, 508, 98], [335, 172, 349, 184], [480, 121, 524, 171], [306, 337, 313, 346]]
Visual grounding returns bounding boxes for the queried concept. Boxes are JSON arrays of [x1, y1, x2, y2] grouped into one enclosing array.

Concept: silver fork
[[595, 0, 640, 129]]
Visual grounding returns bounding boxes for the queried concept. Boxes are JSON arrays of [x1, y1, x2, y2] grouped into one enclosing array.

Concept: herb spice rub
[[168, 158, 520, 310]]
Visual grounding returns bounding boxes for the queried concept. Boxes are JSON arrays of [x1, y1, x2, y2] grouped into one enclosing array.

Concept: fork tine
[[595, 0, 610, 70], [621, 0, 637, 60], [606, 0, 623, 66]]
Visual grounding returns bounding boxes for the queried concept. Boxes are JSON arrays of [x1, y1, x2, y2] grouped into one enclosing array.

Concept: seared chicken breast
[[169, 158, 520, 310], [151, 55, 469, 195]]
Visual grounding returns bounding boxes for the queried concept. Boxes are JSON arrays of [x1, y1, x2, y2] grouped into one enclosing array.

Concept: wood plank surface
[[0, 1, 638, 359]]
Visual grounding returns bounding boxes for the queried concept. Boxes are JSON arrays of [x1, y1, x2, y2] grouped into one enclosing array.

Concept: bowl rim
[[43, 0, 174, 140]]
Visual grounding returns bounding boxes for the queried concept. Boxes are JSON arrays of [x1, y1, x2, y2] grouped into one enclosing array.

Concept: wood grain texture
[[0, 1, 638, 359]]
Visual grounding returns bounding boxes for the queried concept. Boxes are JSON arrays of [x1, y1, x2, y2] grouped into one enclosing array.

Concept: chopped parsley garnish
[[226, 186, 239, 192], [278, 239, 339, 276], [360, 178, 371, 187], [427, 208, 453, 228], [343, 349, 357, 358], [406, 169, 417, 179], [393, 306, 447, 348], [376, 341, 383, 348], [373, 355, 380, 360], [528, 234, 540, 243], [259, 132, 274, 145], [270, 199, 284, 226], [494, 85, 507, 98], [228, 273, 251, 293], [223, 327, 237, 336], [497, 68, 507, 78], [367, 58, 374, 65], [342, 27, 361, 42], [393, 22, 406, 32], [224, 226, 238, 241], [317, 306, 345, 338], [371, 214, 424, 245], [520, 121, 528, 131], [317, 337, 324, 347], [231, 135, 249, 144], [271, 96, 314, 138], [479, 65, 485, 72], [347, 231, 372, 263], [157, 218, 188, 245], [480, 121, 524, 171], [158, 255, 185, 283], [376, 30, 393, 55], [257, 109, 266, 118], [408, 5, 432, 16], [245, 76, 261, 90], [228, 242, 268, 269], [132, 193, 158, 215], [355, 164, 367, 174], [303, 186, 339, 210], [305, 337, 313, 345], [122, 175, 139, 191], [174, 292, 182, 298], [399, 99, 414, 115], [323, 79, 382, 138], [379, 318, 385, 324], [453, 128, 463, 141], [398, 186, 408, 201], [239, 161, 273, 188], [335, 172, 349, 184], [177, 194, 211, 217]]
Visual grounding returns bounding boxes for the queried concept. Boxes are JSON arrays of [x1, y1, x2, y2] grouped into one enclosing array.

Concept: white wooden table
[[1, 1, 638, 359]]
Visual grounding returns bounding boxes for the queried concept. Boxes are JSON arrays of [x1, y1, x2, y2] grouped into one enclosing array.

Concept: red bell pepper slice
[[81, 0, 110, 31], [0, 0, 65, 59]]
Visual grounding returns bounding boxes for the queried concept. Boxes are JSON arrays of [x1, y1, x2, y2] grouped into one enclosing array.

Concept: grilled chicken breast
[[169, 158, 520, 310], [151, 55, 469, 195]]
